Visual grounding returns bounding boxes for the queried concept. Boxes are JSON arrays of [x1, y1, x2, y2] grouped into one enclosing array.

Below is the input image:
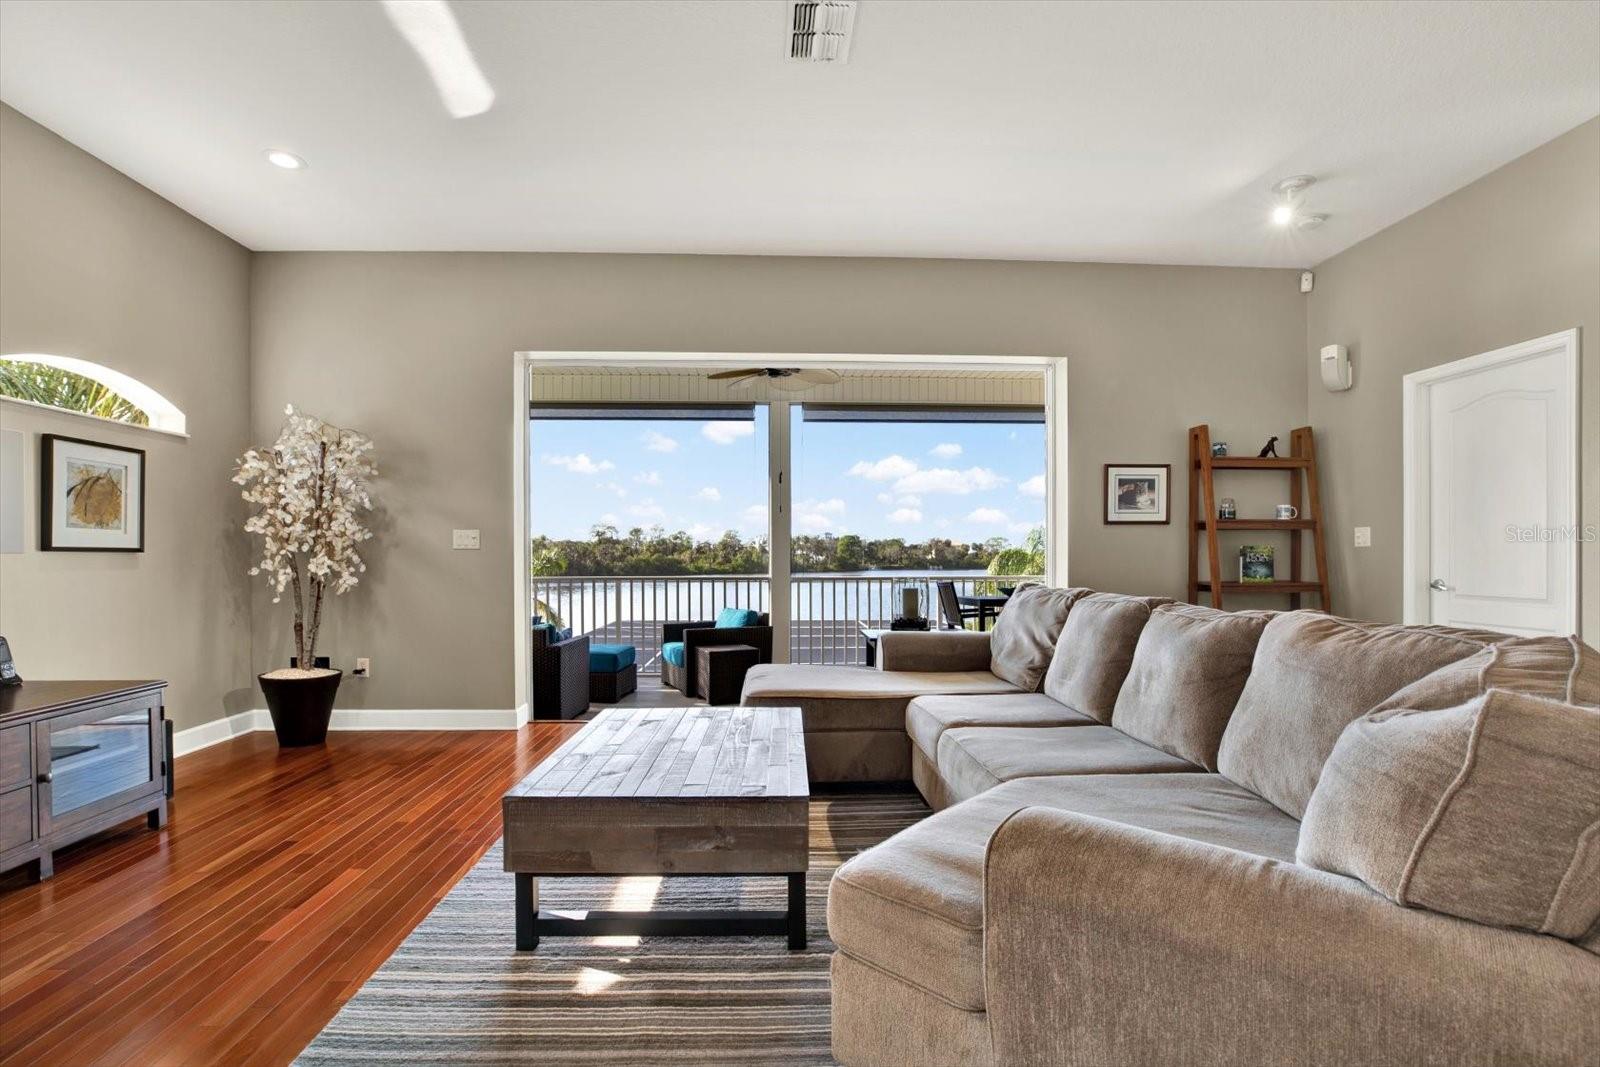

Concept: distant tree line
[[530, 525, 1043, 576]]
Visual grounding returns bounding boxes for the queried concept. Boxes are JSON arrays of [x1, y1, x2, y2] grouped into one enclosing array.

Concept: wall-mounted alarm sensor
[[1320, 344, 1353, 391], [1300, 271, 1315, 293]]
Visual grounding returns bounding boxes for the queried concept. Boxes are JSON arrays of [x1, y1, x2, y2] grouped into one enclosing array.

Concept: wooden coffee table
[[502, 705, 809, 951]]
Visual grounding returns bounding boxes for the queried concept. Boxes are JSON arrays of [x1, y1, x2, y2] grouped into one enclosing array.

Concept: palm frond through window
[[0, 359, 150, 426]]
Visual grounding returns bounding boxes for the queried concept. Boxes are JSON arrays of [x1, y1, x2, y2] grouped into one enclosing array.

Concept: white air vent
[[787, 1, 856, 63]]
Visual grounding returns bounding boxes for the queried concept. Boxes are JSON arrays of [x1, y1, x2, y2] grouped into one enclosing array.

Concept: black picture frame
[[40, 433, 147, 552]]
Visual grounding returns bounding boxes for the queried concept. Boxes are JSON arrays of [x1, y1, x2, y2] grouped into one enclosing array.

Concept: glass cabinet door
[[41, 703, 157, 829]]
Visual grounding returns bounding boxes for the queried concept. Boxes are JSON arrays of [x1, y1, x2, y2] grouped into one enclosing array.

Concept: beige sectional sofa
[[740, 584, 1600, 1066]]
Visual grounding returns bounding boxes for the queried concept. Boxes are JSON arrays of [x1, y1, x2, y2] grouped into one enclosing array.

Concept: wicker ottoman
[[588, 644, 638, 703]]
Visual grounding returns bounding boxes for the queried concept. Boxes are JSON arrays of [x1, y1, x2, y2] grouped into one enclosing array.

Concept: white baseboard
[[172, 707, 520, 757], [173, 710, 268, 756]]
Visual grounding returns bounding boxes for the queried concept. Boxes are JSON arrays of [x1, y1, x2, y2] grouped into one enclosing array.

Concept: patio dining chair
[[937, 581, 982, 630]]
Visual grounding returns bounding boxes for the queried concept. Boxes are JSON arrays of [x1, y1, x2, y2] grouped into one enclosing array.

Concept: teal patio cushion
[[716, 608, 762, 629], [589, 644, 636, 673], [662, 641, 687, 668]]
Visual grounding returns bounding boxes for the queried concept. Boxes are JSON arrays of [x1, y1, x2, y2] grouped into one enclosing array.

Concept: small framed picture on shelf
[[41, 434, 146, 552], [1103, 464, 1170, 524]]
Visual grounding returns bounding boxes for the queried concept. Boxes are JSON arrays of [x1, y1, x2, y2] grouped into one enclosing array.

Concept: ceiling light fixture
[[381, 0, 496, 119], [1270, 175, 1318, 228], [265, 149, 306, 170]]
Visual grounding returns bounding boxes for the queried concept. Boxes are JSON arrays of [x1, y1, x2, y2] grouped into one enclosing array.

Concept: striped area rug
[[297, 791, 928, 1065]]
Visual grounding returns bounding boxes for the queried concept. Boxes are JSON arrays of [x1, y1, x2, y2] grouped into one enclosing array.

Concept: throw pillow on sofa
[[1216, 612, 1490, 818], [1042, 593, 1169, 723], [1298, 687, 1600, 940], [987, 584, 1091, 691], [1112, 603, 1272, 771]]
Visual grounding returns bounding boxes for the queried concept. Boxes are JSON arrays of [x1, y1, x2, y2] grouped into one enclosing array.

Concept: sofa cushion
[[587, 643, 636, 673], [740, 663, 1020, 732], [1041, 593, 1169, 722], [1371, 635, 1600, 713], [716, 607, 762, 629], [1298, 687, 1600, 941], [660, 641, 686, 668], [1112, 604, 1272, 771], [906, 692, 1095, 765], [987, 584, 1090, 691], [1216, 613, 1491, 817], [936, 726, 1201, 804], [828, 774, 1300, 1011]]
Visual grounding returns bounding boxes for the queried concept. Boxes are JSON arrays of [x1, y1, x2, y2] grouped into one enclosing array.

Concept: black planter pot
[[259, 670, 342, 747]]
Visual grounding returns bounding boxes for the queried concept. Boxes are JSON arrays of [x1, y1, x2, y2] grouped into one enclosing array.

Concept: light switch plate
[[452, 528, 481, 550], [1353, 526, 1371, 548]]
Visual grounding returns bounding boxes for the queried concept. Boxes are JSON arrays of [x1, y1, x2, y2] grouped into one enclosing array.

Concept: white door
[[1406, 330, 1578, 636]]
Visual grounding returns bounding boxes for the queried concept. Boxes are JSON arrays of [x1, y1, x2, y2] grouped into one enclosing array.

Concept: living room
[[1, 2, 1597, 1064]]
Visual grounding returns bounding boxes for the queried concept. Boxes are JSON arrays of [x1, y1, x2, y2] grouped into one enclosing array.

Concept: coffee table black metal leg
[[787, 872, 807, 950], [516, 873, 538, 951]]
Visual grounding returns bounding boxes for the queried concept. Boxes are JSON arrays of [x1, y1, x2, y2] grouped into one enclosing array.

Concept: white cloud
[[702, 421, 755, 445], [742, 504, 769, 529], [634, 470, 662, 486], [967, 507, 1011, 525], [628, 499, 666, 520], [888, 507, 923, 523], [686, 521, 719, 539], [598, 480, 628, 498], [896, 466, 1005, 495], [930, 443, 963, 458], [796, 512, 838, 532], [694, 486, 722, 502], [599, 512, 621, 527], [641, 431, 679, 453], [799, 497, 846, 515], [847, 454, 919, 482], [1019, 474, 1046, 498], [543, 452, 615, 475]]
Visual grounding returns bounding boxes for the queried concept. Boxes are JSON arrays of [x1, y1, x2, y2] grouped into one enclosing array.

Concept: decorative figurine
[[1211, 442, 1229, 458], [1218, 497, 1237, 520], [1258, 436, 1279, 458]]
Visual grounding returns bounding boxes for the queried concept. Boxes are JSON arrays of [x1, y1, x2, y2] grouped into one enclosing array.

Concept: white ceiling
[[1, 0, 1596, 266]]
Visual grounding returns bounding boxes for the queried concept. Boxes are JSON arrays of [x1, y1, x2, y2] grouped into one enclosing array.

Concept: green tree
[[0, 360, 149, 425]]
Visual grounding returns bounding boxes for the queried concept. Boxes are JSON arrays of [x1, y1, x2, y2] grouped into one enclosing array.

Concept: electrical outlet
[[354, 657, 371, 677], [452, 529, 481, 550], [1353, 526, 1372, 548]]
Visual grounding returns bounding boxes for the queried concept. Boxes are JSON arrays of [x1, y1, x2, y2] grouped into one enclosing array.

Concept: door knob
[[37, 770, 52, 784], [1429, 578, 1449, 591]]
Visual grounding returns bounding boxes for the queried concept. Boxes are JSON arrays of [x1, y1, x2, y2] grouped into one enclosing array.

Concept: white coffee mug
[[1275, 504, 1299, 520]]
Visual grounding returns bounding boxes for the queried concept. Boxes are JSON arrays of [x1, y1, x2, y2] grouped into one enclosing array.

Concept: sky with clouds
[[531, 409, 1046, 543]]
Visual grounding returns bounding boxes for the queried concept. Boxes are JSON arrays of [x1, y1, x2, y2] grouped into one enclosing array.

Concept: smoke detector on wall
[[787, 1, 857, 63]]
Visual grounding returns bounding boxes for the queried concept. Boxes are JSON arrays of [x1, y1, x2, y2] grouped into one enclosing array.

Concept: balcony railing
[[531, 573, 1043, 675]]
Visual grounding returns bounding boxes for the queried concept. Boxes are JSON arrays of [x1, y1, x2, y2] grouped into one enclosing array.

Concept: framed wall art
[[1103, 463, 1170, 524], [41, 434, 145, 551]]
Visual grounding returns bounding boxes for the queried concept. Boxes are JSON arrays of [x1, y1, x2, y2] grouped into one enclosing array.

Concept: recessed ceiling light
[[265, 149, 306, 170]]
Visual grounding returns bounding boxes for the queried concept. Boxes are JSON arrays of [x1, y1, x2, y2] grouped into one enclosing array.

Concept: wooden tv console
[[1, 680, 168, 881]]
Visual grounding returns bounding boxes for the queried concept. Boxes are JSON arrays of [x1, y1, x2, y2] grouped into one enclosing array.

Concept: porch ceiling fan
[[705, 367, 842, 392]]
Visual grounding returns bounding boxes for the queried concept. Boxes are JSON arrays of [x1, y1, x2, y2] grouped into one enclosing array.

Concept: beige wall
[[0, 105, 254, 732], [250, 254, 1307, 710], [1307, 118, 1600, 637]]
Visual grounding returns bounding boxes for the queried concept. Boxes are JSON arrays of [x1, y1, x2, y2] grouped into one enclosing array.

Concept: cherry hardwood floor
[[0, 723, 580, 1067]]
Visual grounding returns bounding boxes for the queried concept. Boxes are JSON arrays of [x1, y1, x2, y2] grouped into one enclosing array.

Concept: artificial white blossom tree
[[234, 405, 376, 671]]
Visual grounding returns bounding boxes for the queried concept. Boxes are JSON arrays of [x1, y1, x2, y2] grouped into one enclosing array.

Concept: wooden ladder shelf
[[1187, 424, 1331, 612]]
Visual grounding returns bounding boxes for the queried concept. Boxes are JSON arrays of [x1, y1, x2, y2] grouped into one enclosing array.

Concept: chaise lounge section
[[745, 584, 1600, 1066]]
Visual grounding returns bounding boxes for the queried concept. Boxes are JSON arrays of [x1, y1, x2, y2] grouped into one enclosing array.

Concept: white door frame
[[1401, 328, 1580, 629], [510, 352, 1067, 720]]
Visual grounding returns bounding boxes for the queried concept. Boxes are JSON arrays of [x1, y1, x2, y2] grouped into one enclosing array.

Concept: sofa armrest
[[876, 630, 991, 672], [982, 807, 1600, 1067]]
